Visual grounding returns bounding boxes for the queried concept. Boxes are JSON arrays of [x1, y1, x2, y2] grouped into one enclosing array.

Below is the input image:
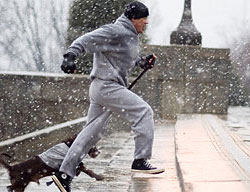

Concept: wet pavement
[[1, 106, 250, 192], [226, 106, 250, 154], [176, 114, 250, 192], [0, 121, 180, 192]]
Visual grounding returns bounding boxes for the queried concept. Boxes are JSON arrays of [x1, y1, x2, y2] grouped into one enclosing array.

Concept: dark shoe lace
[[142, 159, 154, 169], [131, 159, 165, 174], [132, 159, 156, 170]]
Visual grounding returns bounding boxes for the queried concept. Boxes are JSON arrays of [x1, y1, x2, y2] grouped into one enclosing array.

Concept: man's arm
[[67, 25, 115, 57], [61, 25, 115, 73]]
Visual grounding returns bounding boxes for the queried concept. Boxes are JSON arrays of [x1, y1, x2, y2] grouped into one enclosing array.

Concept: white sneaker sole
[[131, 168, 165, 174], [51, 175, 67, 192]]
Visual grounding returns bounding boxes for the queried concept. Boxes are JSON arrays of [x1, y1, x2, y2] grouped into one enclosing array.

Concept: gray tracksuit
[[39, 143, 69, 170], [60, 14, 154, 177], [67, 14, 140, 87]]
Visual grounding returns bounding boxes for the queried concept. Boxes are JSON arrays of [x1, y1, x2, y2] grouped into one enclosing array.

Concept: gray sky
[[143, 0, 250, 48]]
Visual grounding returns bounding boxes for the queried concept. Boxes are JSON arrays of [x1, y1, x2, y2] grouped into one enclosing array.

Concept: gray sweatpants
[[60, 78, 154, 177]]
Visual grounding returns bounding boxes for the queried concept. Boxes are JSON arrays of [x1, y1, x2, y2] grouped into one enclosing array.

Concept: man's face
[[131, 17, 148, 34]]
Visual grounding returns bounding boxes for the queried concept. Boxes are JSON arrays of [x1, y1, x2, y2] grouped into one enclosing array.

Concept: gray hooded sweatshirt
[[67, 14, 140, 87]]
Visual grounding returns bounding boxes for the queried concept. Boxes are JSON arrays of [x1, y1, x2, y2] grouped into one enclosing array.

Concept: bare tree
[[0, 0, 70, 72]]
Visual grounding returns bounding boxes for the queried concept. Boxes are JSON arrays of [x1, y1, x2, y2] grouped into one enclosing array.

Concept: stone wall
[[140, 45, 232, 119], [0, 72, 90, 141], [0, 45, 232, 141]]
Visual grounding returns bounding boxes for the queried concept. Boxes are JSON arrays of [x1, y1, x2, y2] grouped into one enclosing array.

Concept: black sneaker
[[52, 171, 72, 192], [131, 159, 165, 174]]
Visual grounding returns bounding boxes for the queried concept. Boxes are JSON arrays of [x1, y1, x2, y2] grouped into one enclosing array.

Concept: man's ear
[[131, 18, 138, 25]]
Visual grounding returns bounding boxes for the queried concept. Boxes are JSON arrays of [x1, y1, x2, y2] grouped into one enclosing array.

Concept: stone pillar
[[134, 0, 232, 119], [170, 0, 202, 46]]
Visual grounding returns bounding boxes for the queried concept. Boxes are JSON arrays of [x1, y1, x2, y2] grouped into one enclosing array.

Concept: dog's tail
[[0, 153, 11, 170]]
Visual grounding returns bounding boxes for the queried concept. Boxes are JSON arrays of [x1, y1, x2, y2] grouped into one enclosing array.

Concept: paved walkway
[[1, 114, 250, 192], [0, 121, 180, 192], [175, 114, 250, 192]]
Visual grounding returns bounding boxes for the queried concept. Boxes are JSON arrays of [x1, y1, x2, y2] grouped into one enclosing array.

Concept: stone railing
[[0, 72, 90, 141], [140, 45, 232, 119], [0, 45, 232, 141]]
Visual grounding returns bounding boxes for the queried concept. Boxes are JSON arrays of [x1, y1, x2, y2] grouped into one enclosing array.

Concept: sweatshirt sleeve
[[67, 25, 116, 57]]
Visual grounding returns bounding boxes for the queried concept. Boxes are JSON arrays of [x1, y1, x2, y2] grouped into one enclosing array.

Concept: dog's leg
[[7, 184, 25, 192], [6, 185, 24, 192], [82, 168, 104, 181], [77, 162, 104, 181], [7, 186, 13, 192]]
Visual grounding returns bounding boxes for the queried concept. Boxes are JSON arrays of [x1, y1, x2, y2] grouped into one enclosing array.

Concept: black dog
[[0, 135, 104, 192]]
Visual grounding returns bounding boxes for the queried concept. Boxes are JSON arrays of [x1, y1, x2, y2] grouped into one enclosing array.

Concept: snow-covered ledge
[[0, 72, 91, 142]]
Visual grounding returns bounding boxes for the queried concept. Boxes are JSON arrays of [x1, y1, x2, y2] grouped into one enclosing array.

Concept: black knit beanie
[[124, 1, 149, 20]]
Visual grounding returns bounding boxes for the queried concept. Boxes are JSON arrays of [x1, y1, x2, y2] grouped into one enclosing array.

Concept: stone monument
[[139, 0, 232, 119], [170, 0, 202, 46]]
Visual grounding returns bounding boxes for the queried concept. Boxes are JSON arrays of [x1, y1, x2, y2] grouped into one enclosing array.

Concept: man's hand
[[61, 53, 77, 74], [140, 54, 157, 69], [145, 54, 156, 69]]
